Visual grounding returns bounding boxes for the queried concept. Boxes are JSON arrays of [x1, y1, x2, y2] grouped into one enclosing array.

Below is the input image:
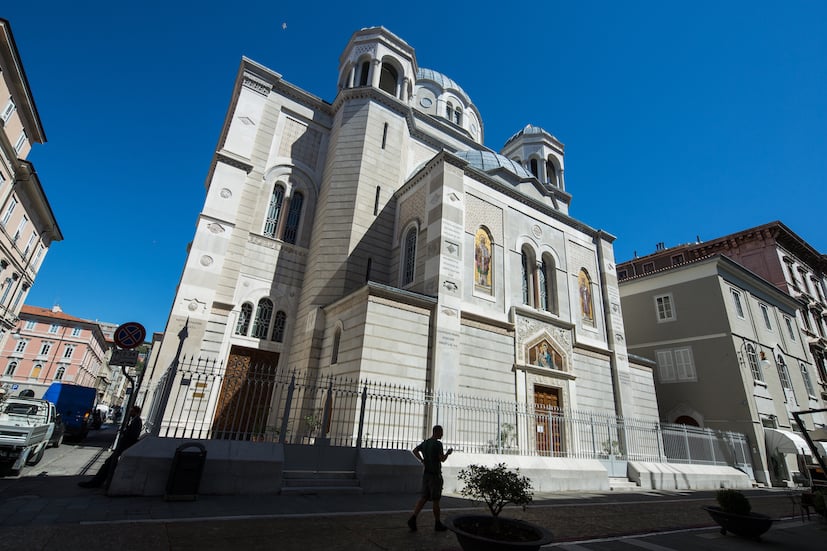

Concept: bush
[[716, 489, 751, 515], [458, 463, 533, 517]]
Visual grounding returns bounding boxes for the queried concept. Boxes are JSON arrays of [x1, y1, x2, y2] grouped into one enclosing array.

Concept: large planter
[[447, 515, 554, 551], [703, 506, 774, 540]]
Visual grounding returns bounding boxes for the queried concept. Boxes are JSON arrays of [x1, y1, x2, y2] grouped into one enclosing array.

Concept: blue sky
[[5, 1, 826, 336]]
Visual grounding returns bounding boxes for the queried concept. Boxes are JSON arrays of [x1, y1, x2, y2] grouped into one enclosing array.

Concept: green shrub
[[716, 488, 751, 515], [458, 463, 534, 517]]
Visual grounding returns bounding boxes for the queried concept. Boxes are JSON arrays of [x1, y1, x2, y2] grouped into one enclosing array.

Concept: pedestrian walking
[[78, 405, 142, 488], [408, 424, 453, 532]]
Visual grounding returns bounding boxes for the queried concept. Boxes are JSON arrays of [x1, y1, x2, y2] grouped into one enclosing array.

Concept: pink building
[[0, 304, 107, 399]]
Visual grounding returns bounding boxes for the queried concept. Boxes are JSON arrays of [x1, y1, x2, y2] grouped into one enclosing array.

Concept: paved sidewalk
[[0, 475, 824, 550]]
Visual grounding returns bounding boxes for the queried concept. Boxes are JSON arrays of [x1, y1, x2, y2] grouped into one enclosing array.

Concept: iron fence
[[142, 357, 752, 472]]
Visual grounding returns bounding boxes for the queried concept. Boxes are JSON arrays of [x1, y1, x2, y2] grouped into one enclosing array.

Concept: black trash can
[[165, 442, 207, 501]]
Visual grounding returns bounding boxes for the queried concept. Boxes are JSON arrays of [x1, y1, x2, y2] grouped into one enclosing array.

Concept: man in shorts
[[408, 424, 453, 531]]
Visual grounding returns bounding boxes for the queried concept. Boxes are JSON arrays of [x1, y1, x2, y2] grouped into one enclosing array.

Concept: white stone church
[[139, 28, 718, 492]]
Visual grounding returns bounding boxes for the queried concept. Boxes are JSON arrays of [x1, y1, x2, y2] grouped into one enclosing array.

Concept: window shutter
[[656, 350, 676, 382]]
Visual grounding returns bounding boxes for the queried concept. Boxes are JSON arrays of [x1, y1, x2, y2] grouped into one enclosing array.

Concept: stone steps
[[280, 469, 363, 495]]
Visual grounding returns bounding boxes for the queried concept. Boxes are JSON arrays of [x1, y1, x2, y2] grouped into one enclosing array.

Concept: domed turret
[[413, 68, 483, 143]]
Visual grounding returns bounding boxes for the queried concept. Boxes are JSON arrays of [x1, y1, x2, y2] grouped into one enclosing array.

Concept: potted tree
[[703, 489, 774, 540], [447, 463, 554, 551]]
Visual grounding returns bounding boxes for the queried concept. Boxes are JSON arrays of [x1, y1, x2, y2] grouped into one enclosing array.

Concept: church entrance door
[[534, 385, 561, 456]]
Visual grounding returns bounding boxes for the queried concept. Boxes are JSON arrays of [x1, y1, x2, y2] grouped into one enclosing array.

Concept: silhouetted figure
[[408, 424, 453, 532], [78, 405, 142, 488]]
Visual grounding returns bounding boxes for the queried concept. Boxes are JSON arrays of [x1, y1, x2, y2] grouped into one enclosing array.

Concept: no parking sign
[[114, 322, 146, 349]]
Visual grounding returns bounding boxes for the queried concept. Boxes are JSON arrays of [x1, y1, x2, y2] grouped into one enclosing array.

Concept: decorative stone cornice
[[215, 150, 254, 174], [242, 74, 272, 96]]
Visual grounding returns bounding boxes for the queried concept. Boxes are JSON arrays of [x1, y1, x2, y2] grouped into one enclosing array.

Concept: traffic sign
[[111, 348, 139, 366], [114, 322, 146, 349]]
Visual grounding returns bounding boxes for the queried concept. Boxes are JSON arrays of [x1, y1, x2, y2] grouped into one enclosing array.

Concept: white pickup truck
[[0, 396, 58, 474]]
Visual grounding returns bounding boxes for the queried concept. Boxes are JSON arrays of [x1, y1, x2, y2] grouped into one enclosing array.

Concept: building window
[[374, 186, 381, 215], [521, 248, 534, 306], [539, 255, 557, 314], [529, 159, 539, 178], [0, 277, 12, 304], [31, 363, 42, 379], [546, 160, 557, 186], [731, 289, 745, 318], [63, 344, 75, 359], [24, 320, 35, 330], [801, 362, 816, 397], [784, 317, 796, 341], [474, 228, 493, 295], [785, 261, 798, 290], [282, 192, 303, 244], [72, 327, 81, 337], [642, 262, 654, 273], [55, 366, 65, 380], [381, 123, 388, 149], [23, 232, 36, 257], [378, 63, 398, 96], [13, 215, 28, 243], [745, 344, 764, 382], [14, 339, 27, 353], [271, 311, 286, 342], [1, 97, 14, 122], [813, 278, 826, 302], [402, 227, 417, 285], [446, 102, 453, 120], [617, 269, 627, 279], [14, 130, 27, 153], [358, 61, 370, 86], [656, 347, 696, 383], [655, 294, 676, 322], [671, 254, 684, 265], [263, 185, 285, 237], [235, 303, 252, 336], [39, 342, 52, 356], [2, 198, 17, 226], [777, 355, 793, 390], [251, 298, 273, 339], [759, 303, 772, 330], [331, 327, 341, 364], [454, 107, 462, 126], [4, 361, 16, 376]]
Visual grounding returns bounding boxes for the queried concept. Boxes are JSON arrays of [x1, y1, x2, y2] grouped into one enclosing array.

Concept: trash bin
[[165, 442, 207, 501]]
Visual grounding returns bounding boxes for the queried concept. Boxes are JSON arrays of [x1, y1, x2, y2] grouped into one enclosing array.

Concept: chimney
[[656, 242, 665, 251]]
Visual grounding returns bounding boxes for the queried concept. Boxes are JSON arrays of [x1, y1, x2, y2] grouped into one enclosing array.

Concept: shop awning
[[764, 428, 811, 455]]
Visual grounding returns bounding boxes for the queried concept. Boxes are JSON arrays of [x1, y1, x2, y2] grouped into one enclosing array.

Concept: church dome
[[416, 68, 472, 105], [455, 150, 532, 180], [503, 124, 558, 148]]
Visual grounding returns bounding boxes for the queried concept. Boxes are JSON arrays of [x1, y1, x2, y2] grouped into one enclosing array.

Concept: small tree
[[716, 488, 751, 515], [458, 463, 534, 518]]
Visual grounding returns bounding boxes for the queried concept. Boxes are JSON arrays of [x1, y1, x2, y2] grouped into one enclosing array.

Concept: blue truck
[[42, 383, 96, 440]]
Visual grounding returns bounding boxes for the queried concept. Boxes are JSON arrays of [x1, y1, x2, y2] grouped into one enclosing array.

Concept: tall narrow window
[[1, 98, 14, 122], [521, 250, 530, 305], [784, 316, 796, 341], [538, 260, 549, 311], [381, 123, 388, 149], [251, 298, 273, 338], [264, 185, 285, 237], [366, 257, 372, 282], [759, 303, 772, 330], [63, 344, 75, 359], [14, 131, 26, 153], [282, 192, 303, 244], [745, 344, 764, 382], [2, 198, 17, 226], [800, 362, 816, 396], [777, 356, 792, 390], [529, 159, 539, 178], [331, 327, 341, 364], [446, 102, 453, 120], [656, 350, 676, 382], [655, 294, 675, 322], [403, 228, 417, 285], [374, 186, 381, 215], [271, 311, 286, 342], [0, 278, 12, 304], [31, 363, 42, 379], [14, 339, 27, 353], [546, 160, 557, 186], [235, 303, 252, 335], [55, 366, 65, 380], [13, 215, 28, 243], [454, 107, 462, 126], [358, 61, 370, 86], [731, 289, 745, 318], [674, 348, 696, 380]]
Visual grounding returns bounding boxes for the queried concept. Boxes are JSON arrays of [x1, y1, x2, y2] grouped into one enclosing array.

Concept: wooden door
[[534, 385, 561, 456], [212, 346, 279, 440]]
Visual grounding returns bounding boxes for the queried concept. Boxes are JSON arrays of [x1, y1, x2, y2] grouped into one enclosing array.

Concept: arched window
[[521, 248, 534, 306], [235, 303, 253, 336], [578, 269, 595, 326], [4, 361, 16, 376], [31, 363, 42, 379], [474, 228, 493, 294], [529, 159, 539, 178], [539, 255, 557, 314], [252, 298, 273, 339], [378, 63, 398, 95], [776, 355, 793, 390], [55, 366, 65, 380], [358, 61, 370, 86], [454, 107, 462, 126], [272, 311, 286, 342], [745, 344, 763, 381], [282, 192, 303, 244], [264, 185, 285, 237], [332, 327, 341, 365], [446, 102, 453, 120], [546, 160, 558, 186], [403, 227, 417, 285]]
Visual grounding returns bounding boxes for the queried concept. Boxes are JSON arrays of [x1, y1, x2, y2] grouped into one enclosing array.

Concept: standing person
[[78, 405, 142, 488], [408, 424, 453, 532]]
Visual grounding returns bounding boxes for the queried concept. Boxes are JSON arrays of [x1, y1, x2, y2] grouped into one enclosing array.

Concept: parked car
[[0, 396, 58, 473]]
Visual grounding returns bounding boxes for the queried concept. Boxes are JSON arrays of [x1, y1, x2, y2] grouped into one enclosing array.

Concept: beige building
[[146, 27, 659, 467], [619, 253, 826, 486], [0, 19, 62, 351]]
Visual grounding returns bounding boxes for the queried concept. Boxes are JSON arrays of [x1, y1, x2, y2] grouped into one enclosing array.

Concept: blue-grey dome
[[416, 68, 472, 105], [455, 150, 532, 179], [503, 124, 557, 148]]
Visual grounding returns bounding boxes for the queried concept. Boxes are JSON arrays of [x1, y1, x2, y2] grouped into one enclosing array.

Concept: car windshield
[[5, 403, 39, 415]]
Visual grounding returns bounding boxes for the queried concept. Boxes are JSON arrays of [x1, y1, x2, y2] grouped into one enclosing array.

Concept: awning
[[764, 428, 811, 455], [808, 428, 827, 442]]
